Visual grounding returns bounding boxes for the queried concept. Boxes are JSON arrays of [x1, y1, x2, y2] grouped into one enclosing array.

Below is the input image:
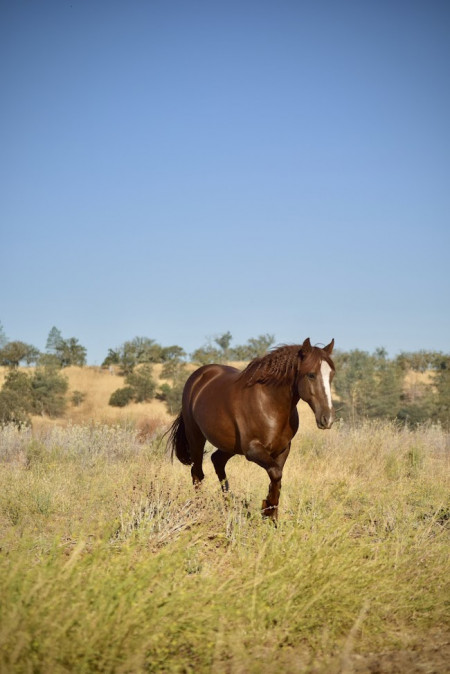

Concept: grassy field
[[0, 418, 449, 673]]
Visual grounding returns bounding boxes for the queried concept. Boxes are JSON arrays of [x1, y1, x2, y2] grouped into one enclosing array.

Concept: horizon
[[0, 323, 448, 367]]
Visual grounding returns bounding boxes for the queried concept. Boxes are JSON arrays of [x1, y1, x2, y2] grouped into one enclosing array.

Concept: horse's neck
[[264, 380, 300, 411]]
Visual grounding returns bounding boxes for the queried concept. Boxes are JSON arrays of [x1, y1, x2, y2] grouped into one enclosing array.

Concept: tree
[[102, 337, 166, 374], [0, 390, 31, 428], [0, 341, 40, 367], [191, 344, 222, 365], [101, 349, 120, 368], [158, 381, 185, 415], [434, 356, 450, 429], [191, 333, 233, 365], [161, 345, 186, 362], [125, 364, 156, 402], [0, 321, 7, 349], [30, 368, 68, 417], [231, 334, 275, 360], [56, 337, 87, 367], [45, 327, 87, 368], [368, 350, 403, 419], [1, 370, 33, 412], [46, 326, 64, 353], [0, 366, 68, 424], [214, 331, 233, 361], [159, 359, 189, 414], [333, 349, 404, 423]]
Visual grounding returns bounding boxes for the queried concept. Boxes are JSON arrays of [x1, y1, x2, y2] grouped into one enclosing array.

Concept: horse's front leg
[[246, 442, 291, 521]]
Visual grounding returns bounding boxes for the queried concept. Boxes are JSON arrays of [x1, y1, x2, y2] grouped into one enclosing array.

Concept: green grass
[[0, 421, 449, 672]]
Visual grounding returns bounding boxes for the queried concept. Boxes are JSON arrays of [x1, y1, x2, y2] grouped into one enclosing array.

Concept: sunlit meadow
[[0, 419, 449, 673]]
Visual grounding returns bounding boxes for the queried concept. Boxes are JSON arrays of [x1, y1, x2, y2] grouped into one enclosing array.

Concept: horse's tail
[[167, 412, 192, 465]]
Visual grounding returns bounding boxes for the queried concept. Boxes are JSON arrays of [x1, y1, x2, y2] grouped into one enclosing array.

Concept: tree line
[[0, 322, 449, 428]]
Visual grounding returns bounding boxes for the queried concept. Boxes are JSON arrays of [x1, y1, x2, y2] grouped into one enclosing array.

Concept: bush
[[71, 391, 86, 407], [0, 390, 31, 428], [0, 371, 33, 428], [125, 365, 156, 403], [31, 369, 68, 417], [109, 387, 135, 407]]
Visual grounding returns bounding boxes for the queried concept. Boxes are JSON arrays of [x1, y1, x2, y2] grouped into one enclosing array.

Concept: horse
[[167, 338, 335, 520]]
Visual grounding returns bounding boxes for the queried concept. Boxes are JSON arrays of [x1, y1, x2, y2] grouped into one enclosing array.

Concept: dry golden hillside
[[0, 365, 320, 433], [2, 364, 433, 434]]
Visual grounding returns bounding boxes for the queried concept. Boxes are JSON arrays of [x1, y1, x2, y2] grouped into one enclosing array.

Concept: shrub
[[31, 369, 68, 417], [71, 391, 86, 407], [109, 387, 135, 407], [158, 380, 186, 415], [0, 390, 31, 428], [125, 365, 156, 403]]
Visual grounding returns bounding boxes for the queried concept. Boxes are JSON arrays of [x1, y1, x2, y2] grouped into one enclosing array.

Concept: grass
[[0, 420, 449, 673]]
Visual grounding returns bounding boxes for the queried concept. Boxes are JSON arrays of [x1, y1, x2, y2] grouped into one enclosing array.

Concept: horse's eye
[[307, 373, 315, 380]]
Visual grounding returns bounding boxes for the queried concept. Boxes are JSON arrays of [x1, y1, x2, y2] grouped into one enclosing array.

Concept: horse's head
[[297, 338, 335, 430]]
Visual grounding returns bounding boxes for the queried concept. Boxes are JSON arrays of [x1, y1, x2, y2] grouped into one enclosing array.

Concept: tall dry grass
[[0, 419, 448, 672]]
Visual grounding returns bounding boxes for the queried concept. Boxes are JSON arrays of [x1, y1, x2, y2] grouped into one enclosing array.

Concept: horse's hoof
[[261, 500, 278, 521]]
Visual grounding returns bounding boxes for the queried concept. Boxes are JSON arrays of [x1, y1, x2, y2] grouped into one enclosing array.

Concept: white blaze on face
[[320, 360, 332, 408]]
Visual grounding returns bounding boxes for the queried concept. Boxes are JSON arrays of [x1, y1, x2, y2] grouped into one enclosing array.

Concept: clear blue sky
[[1, 0, 449, 364]]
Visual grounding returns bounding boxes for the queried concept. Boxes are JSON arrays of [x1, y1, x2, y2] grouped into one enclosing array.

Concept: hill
[[0, 363, 436, 434]]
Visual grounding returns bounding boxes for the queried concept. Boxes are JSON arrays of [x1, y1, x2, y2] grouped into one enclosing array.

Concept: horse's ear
[[323, 338, 335, 355], [300, 337, 312, 354]]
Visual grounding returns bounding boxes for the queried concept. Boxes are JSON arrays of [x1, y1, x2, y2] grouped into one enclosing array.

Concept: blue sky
[[1, 0, 449, 364]]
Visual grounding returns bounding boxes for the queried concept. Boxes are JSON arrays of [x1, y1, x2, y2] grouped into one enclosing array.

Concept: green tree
[[215, 331, 233, 361], [45, 327, 87, 368], [2, 369, 33, 407], [333, 349, 404, 423], [0, 321, 7, 349], [56, 337, 87, 367], [367, 349, 404, 419], [30, 368, 68, 417], [158, 359, 189, 414], [434, 356, 450, 428], [231, 334, 275, 360], [395, 350, 439, 372], [161, 345, 186, 361], [101, 349, 121, 368], [0, 341, 40, 367], [0, 389, 31, 428], [158, 381, 185, 415], [46, 326, 64, 353], [125, 364, 156, 402], [0, 367, 68, 423], [191, 344, 222, 365], [103, 337, 165, 374], [160, 359, 187, 380]]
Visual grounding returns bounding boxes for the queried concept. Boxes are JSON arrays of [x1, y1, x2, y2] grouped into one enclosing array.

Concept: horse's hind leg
[[187, 427, 206, 488], [211, 449, 231, 492]]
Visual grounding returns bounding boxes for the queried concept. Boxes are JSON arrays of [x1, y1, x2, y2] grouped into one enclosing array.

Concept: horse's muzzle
[[316, 410, 335, 430]]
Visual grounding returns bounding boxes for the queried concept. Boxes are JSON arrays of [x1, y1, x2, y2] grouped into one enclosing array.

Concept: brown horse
[[168, 338, 335, 519]]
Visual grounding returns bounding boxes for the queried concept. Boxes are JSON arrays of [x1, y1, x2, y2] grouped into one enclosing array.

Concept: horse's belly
[[195, 406, 242, 454]]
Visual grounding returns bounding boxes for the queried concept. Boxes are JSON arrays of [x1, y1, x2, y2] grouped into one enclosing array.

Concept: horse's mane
[[239, 344, 334, 387]]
